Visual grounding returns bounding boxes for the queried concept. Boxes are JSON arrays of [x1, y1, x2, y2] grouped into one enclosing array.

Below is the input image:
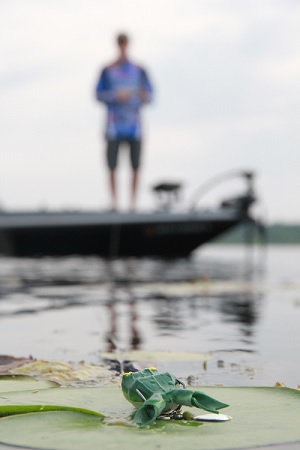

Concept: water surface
[[0, 245, 299, 387]]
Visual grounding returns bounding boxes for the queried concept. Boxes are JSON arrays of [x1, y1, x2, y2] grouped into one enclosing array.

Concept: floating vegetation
[[0, 376, 300, 449]]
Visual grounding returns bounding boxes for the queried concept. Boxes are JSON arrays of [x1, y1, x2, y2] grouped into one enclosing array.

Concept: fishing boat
[[0, 171, 260, 258]]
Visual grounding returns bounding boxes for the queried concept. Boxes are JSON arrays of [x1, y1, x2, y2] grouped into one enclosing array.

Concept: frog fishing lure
[[122, 368, 229, 427]]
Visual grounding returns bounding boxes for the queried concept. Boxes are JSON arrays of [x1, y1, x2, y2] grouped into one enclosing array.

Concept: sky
[[1, 0, 299, 223]]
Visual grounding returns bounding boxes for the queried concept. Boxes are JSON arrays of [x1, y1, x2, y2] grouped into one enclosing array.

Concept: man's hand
[[116, 89, 132, 102]]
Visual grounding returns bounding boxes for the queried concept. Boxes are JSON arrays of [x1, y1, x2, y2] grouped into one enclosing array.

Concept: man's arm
[[96, 68, 136, 104], [139, 68, 154, 104], [127, 68, 154, 108], [95, 68, 116, 104]]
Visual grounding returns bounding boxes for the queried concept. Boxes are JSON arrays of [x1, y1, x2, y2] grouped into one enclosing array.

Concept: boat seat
[[152, 182, 182, 194], [152, 182, 182, 211]]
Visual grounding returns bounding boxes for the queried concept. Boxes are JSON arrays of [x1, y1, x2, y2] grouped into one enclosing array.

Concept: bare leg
[[131, 170, 139, 211], [109, 170, 117, 211]]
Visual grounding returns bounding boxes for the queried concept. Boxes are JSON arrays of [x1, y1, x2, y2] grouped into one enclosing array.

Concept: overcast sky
[[1, 0, 299, 223]]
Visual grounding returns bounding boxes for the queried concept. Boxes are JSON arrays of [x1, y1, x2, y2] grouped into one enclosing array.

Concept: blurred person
[[96, 32, 154, 211]]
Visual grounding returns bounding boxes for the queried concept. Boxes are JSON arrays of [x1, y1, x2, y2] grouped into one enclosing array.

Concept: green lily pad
[[0, 385, 300, 449], [0, 384, 108, 418], [0, 375, 59, 392]]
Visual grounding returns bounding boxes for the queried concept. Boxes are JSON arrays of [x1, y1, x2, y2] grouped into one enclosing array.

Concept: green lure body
[[122, 368, 229, 427]]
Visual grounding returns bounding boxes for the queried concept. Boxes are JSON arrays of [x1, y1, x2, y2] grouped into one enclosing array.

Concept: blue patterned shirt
[[96, 60, 153, 139]]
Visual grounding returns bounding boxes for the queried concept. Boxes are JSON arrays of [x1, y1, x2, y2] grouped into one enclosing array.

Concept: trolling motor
[[189, 170, 255, 212], [188, 169, 266, 244]]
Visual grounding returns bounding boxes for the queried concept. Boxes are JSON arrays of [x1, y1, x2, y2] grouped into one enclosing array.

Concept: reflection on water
[[0, 245, 299, 387], [105, 284, 142, 353]]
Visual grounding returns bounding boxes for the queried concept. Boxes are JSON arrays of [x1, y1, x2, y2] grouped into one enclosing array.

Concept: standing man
[[96, 33, 154, 211]]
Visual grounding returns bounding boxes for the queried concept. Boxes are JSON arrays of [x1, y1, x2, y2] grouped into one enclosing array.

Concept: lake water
[[0, 245, 299, 388]]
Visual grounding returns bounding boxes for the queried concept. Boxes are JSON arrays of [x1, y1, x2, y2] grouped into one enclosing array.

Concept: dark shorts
[[106, 138, 142, 171]]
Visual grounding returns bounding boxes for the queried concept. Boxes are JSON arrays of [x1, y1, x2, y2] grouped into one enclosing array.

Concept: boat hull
[[0, 209, 248, 258]]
